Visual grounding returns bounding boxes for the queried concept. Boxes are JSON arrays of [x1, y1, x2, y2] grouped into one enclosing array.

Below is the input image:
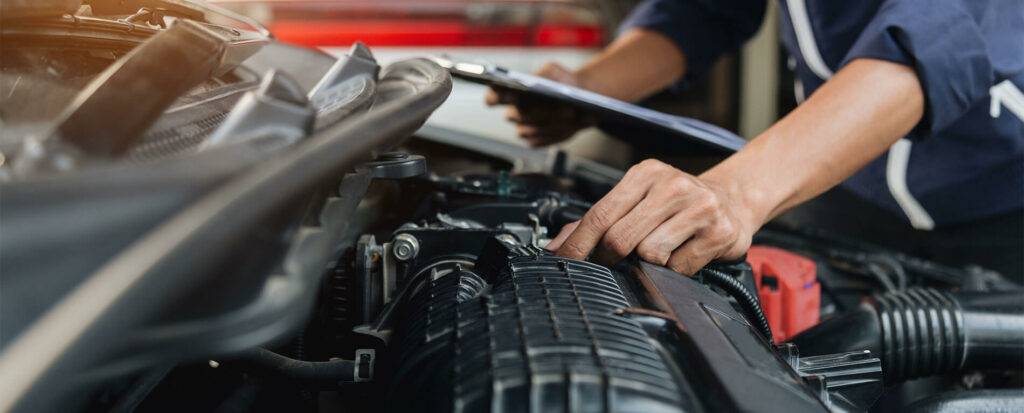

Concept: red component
[[532, 24, 603, 47], [268, 20, 604, 48], [746, 246, 820, 343]]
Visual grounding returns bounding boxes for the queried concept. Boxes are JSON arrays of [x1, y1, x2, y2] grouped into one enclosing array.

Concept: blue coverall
[[622, 0, 1024, 278]]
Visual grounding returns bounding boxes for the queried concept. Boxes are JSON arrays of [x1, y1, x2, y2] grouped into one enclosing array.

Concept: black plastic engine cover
[[633, 262, 829, 412], [388, 244, 687, 412], [386, 236, 830, 413]]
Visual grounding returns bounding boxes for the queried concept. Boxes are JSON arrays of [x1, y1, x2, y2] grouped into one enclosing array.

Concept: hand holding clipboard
[[432, 56, 746, 157]]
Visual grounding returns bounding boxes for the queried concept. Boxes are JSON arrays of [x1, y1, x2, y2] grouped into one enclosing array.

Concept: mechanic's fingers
[[508, 108, 580, 135], [512, 111, 577, 142], [634, 212, 702, 266], [544, 221, 579, 251], [666, 238, 718, 276], [516, 123, 580, 147], [663, 213, 748, 276], [517, 104, 576, 122], [516, 124, 540, 138], [505, 106, 523, 123], [599, 196, 678, 261], [486, 87, 518, 106], [555, 197, 642, 260], [513, 116, 581, 133], [554, 164, 659, 259], [507, 104, 573, 123], [485, 88, 499, 106], [522, 137, 544, 147]]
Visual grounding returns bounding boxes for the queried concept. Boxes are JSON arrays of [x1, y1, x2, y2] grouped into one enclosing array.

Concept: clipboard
[[432, 57, 746, 157]]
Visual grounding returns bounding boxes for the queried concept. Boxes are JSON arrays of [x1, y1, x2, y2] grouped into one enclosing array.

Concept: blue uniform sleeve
[[840, 0, 1013, 134], [619, 0, 767, 87]]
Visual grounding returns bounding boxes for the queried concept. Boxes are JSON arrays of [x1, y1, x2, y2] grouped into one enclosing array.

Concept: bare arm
[[574, 28, 687, 102], [705, 58, 925, 226], [484, 28, 686, 145], [547, 58, 925, 275]]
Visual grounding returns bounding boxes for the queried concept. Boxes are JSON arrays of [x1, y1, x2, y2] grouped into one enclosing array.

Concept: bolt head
[[392, 234, 419, 261]]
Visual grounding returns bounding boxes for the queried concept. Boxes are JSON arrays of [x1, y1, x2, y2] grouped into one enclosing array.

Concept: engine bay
[[119, 142, 1022, 413], [1, 7, 1021, 410]]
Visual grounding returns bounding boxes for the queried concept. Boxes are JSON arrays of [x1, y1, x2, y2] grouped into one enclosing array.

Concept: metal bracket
[[794, 349, 883, 412], [353, 349, 375, 382]]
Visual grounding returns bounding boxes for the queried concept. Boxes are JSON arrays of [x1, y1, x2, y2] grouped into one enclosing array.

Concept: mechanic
[[487, 0, 1024, 282]]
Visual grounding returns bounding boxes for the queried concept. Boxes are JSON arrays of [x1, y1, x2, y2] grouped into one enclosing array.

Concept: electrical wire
[[700, 267, 774, 343]]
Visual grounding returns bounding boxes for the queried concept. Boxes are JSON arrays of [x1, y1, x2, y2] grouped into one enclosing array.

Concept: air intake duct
[[386, 240, 685, 413], [789, 288, 1024, 384]]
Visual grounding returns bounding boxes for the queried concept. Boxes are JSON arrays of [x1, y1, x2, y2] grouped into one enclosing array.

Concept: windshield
[[0, 49, 115, 148], [0, 6, 264, 167]]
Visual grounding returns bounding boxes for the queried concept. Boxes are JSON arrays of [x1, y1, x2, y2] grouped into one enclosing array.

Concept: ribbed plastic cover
[[390, 252, 684, 413]]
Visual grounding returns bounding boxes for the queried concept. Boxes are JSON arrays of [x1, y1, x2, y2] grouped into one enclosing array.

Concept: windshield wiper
[[85, 0, 272, 38], [60, 19, 229, 154], [10, 19, 242, 174], [4, 0, 271, 61], [2, 15, 161, 52]]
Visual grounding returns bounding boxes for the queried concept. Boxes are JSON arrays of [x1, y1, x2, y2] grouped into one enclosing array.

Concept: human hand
[[485, 62, 595, 147], [545, 159, 756, 275]]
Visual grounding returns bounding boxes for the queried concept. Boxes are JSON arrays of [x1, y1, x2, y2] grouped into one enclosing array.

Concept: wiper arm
[[85, 0, 272, 38], [12, 20, 231, 174], [60, 19, 228, 155], [2, 15, 161, 51], [4, 10, 268, 60]]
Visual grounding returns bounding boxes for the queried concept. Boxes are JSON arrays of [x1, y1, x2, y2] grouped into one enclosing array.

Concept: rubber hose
[[790, 288, 1024, 384], [542, 205, 585, 230], [701, 267, 773, 343]]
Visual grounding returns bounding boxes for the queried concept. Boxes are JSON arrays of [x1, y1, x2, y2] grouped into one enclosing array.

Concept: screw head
[[392, 234, 419, 261]]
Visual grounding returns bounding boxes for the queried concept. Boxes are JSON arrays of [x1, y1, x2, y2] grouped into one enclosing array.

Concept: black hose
[[790, 288, 1024, 384], [700, 267, 773, 343], [539, 201, 586, 230], [234, 348, 357, 385], [548, 206, 585, 229]]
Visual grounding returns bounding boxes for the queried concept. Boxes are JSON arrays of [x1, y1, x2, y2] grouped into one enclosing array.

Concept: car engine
[[1, 3, 1021, 412], [119, 154, 1020, 413]]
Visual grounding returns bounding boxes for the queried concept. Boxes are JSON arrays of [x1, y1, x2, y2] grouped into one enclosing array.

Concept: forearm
[[575, 28, 686, 102], [702, 58, 925, 228]]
